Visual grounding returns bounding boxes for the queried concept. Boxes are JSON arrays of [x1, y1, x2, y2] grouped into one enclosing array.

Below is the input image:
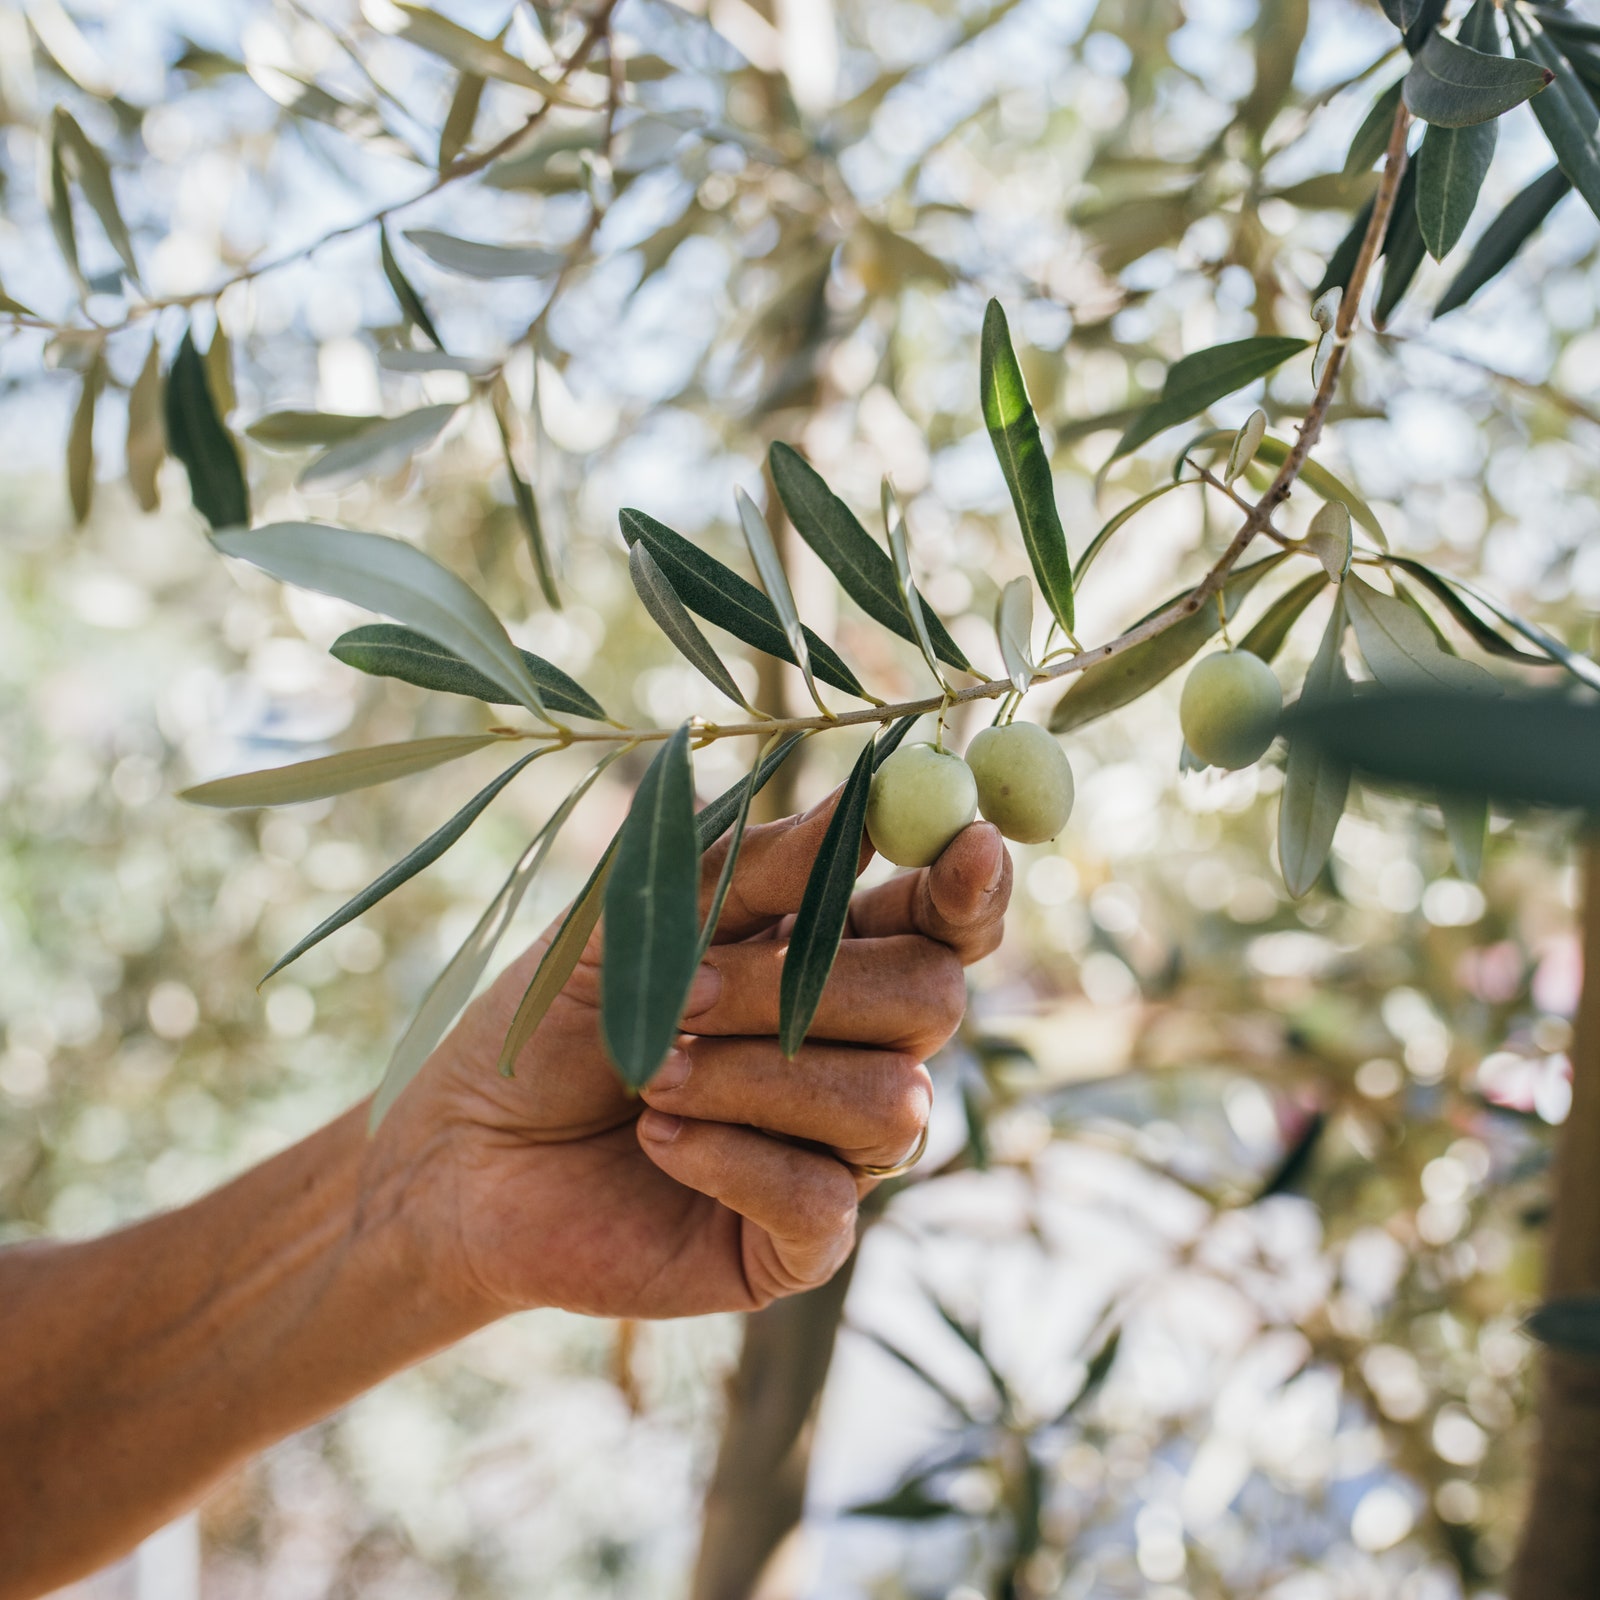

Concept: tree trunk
[[1513, 840, 1600, 1599], [689, 1255, 857, 1600]]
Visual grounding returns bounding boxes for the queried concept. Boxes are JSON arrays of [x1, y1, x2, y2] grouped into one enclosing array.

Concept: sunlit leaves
[[215, 523, 552, 721], [49, 107, 140, 287], [1404, 32, 1550, 126], [246, 410, 384, 448], [180, 734, 504, 808], [769, 442, 969, 672], [380, 222, 443, 348], [1049, 555, 1285, 734], [618, 509, 868, 699], [1279, 596, 1352, 898], [1112, 337, 1310, 461], [1381, 558, 1557, 668], [601, 726, 702, 1088], [778, 737, 875, 1057], [438, 70, 485, 169], [125, 335, 163, 514], [297, 403, 458, 491], [981, 300, 1074, 633], [737, 486, 830, 716], [1289, 691, 1600, 806], [262, 748, 548, 983], [882, 479, 945, 688], [403, 228, 563, 279], [164, 329, 249, 530], [330, 622, 605, 718], [630, 541, 755, 712], [67, 348, 101, 525]]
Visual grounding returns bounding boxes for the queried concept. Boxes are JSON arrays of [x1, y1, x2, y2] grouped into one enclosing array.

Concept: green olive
[[1179, 649, 1283, 770], [866, 743, 979, 868], [965, 721, 1074, 844]]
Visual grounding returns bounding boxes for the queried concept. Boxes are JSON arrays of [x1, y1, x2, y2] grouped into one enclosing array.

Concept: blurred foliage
[[4, 0, 1600, 1596]]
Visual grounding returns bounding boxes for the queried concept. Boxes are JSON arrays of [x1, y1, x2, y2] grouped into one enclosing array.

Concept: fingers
[[689, 933, 965, 1058], [847, 821, 1012, 965], [636, 1112, 859, 1299], [699, 780, 873, 943], [641, 1038, 931, 1170]]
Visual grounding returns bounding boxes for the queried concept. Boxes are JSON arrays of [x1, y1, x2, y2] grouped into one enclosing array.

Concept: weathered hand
[[372, 792, 1012, 1323]]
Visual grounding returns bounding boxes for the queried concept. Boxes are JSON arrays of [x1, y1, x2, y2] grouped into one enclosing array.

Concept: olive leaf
[[380, 222, 443, 348], [298, 403, 458, 492], [630, 540, 756, 712], [438, 69, 485, 169], [67, 348, 101, 525], [125, 334, 163, 513], [330, 623, 605, 719], [42, 110, 80, 285], [379, 349, 496, 376], [1112, 336, 1310, 461], [372, 749, 623, 1128], [778, 736, 875, 1057], [1436, 164, 1570, 314], [882, 479, 946, 688], [403, 228, 564, 279], [736, 486, 831, 717], [1225, 410, 1267, 484], [1279, 595, 1352, 898], [981, 299, 1075, 633], [373, 4, 571, 96], [1375, 162, 1426, 324], [1076, 481, 1188, 582], [1525, 1295, 1600, 1355], [996, 576, 1037, 695], [1510, 16, 1600, 223], [1381, 557, 1554, 667], [50, 108, 140, 285], [262, 748, 549, 984], [1403, 31, 1550, 126], [490, 379, 559, 609], [601, 725, 703, 1088], [215, 523, 553, 722], [246, 410, 385, 449], [1239, 571, 1329, 663], [1049, 554, 1286, 734], [1310, 290, 1339, 387], [204, 320, 236, 419], [1304, 502, 1353, 579], [165, 328, 249, 530], [1415, 0, 1505, 259], [769, 442, 969, 671], [1345, 79, 1405, 173], [620, 508, 869, 699], [1345, 574, 1502, 693], [180, 734, 505, 808], [1286, 691, 1600, 807], [1442, 791, 1488, 881]]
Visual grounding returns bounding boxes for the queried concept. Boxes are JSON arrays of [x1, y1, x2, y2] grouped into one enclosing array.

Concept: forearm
[[0, 1104, 485, 1598]]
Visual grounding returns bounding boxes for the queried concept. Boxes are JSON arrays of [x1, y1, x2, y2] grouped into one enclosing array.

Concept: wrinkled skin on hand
[[369, 791, 1013, 1322]]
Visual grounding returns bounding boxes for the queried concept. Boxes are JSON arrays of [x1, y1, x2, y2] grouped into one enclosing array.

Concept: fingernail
[[684, 963, 722, 1017], [639, 1109, 683, 1142], [985, 847, 1006, 894], [651, 1050, 691, 1091]]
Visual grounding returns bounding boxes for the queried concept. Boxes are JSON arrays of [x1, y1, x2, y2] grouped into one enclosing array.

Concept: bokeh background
[[2, 0, 1596, 1595]]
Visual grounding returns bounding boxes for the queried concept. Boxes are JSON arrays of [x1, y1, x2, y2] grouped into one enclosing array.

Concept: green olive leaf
[[1304, 502, 1353, 579], [67, 348, 101, 525], [981, 299, 1075, 633], [126, 333, 163, 513], [1524, 1295, 1600, 1355], [246, 410, 385, 449], [491, 378, 559, 609], [1509, 15, 1600, 223], [996, 576, 1037, 695], [630, 540, 756, 712], [882, 478, 946, 689], [1278, 594, 1352, 898], [769, 441, 970, 671], [620, 508, 869, 699], [1436, 163, 1570, 315], [298, 403, 458, 492], [1225, 409, 1267, 484], [438, 69, 485, 168], [181, 734, 505, 808], [380, 222, 444, 348], [1238, 571, 1329, 664], [601, 725, 703, 1088], [737, 486, 830, 717], [778, 735, 875, 1058], [51, 107, 140, 286], [330, 623, 605, 719], [1345, 574, 1502, 693], [403, 228, 564, 279], [1404, 30, 1550, 126], [1380, 557, 1556, 667], [1077, 481, 1190, 582], [165, 328, 249, 531], [217, 522, 552, 722], [262, 747, 550, 984]]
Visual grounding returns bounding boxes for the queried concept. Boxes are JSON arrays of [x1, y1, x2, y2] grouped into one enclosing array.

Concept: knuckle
[[927, 946, 967, 1030], [875, 1054, 932, 1147]]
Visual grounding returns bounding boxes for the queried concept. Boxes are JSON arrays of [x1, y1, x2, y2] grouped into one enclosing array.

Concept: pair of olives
[[867, 721, 1074, 867]]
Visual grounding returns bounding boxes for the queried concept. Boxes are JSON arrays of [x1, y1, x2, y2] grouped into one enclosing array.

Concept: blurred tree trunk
[[1513, 840, 1600, 1599], [689, 1254, 857, 1600]]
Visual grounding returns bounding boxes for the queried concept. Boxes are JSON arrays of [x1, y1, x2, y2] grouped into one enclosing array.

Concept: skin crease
[[0, 789, 1012, 1598]]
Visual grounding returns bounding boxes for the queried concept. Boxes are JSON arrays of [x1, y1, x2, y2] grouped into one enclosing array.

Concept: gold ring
[[852, 1119, 930, 1180]]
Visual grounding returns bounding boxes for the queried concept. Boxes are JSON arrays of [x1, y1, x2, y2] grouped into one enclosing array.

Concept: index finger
[[699, 779, 874, 943], [845, 821, 1012, 965]]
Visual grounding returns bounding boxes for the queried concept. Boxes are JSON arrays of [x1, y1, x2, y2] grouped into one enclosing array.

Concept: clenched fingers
[[847, 821, 1011, 965], [641, 1038, 931, 1171], [688, 933, 965, 1058], [636, 1112, 859, 1301]]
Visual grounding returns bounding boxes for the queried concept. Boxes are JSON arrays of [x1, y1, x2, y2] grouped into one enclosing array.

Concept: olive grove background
[[1, 0, 1596, 1595]]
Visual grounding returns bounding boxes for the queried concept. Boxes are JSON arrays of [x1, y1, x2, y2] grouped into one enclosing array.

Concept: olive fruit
[[866, 743, 979, 868], [1179, 649, 1283, 770], [965, 721, 1074, 844]]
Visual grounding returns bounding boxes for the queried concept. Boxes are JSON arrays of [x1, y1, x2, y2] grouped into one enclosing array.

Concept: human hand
[[368, 789, 1012, 1325]]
